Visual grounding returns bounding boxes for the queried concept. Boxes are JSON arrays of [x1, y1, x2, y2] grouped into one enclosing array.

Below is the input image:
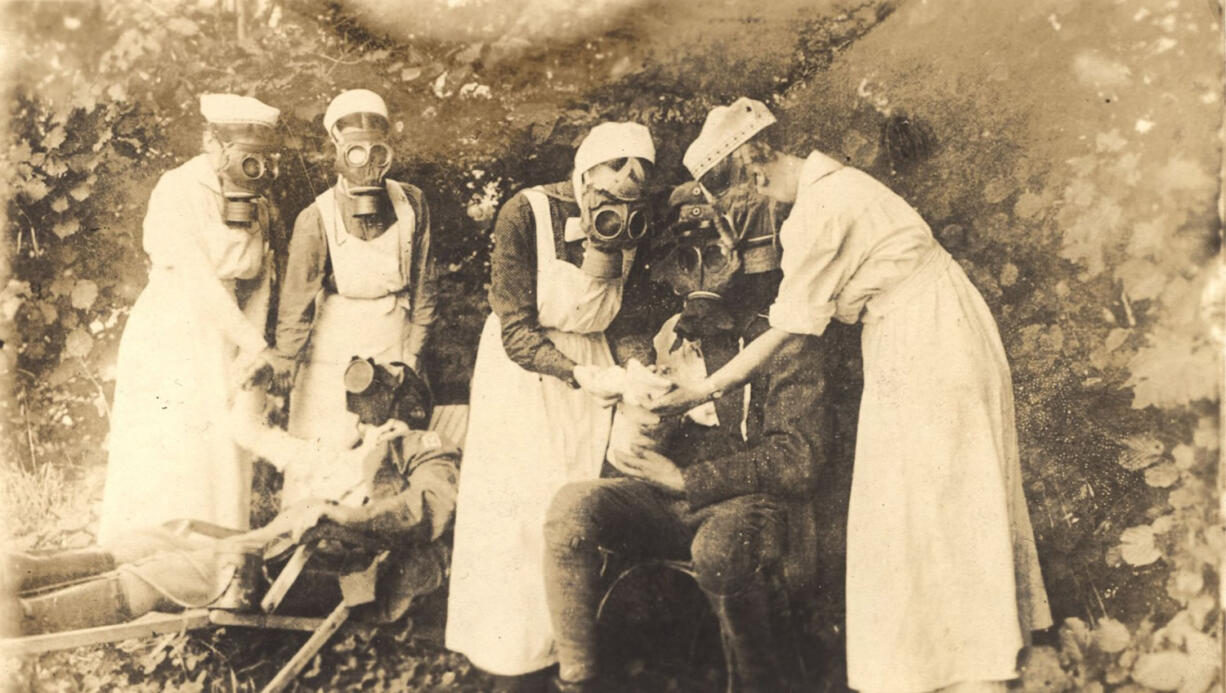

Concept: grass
[[0, 453, 102, 553]]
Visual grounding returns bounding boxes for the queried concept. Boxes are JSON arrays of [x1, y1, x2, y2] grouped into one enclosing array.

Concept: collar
[[189, 154, 223, 194], [799, 150, 845, 189]]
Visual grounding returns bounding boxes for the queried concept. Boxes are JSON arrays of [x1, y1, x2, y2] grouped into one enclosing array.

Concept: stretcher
[[1, 404, 470, 693]]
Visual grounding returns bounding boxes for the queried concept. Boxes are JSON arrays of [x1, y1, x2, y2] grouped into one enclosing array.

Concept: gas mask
[[214, 129, 279, 227], [333, 114, 394, 217], [651, 182, 786, 342], [575, 157, 652, 278], [343, 357, 431, 431]]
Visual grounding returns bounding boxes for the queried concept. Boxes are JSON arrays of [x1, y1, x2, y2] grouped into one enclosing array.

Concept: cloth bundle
[[606, 360, 679, 469]]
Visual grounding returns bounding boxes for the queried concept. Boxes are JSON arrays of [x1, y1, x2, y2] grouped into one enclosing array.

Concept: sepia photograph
[[0, 0, 1222, 691]]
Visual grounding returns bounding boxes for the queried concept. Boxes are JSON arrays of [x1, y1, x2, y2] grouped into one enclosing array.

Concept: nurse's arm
[[488, 192, 578, 383], [648, 328, 797, 415], [274, 206, 328, 363], [403, 189, 437, 374], [143, 175, 268, 355]]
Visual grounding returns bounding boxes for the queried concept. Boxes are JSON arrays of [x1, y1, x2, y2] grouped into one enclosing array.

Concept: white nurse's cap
[[199, 93, 280, 128], [574, 122, 656, 176], [323, 89, 389, 135], [682, 97, 776, 181]]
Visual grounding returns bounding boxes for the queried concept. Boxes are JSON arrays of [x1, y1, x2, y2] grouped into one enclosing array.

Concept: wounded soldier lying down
[[6, 359, 458, 635]]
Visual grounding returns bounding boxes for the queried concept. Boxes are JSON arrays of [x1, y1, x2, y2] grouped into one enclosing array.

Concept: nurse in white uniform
[[446, 122, 656, 692], [652, 99, 1052, 693]]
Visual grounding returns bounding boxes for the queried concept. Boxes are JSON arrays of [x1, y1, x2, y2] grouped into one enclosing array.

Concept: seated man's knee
[[690, 496, 784, 596], [544, 480, 610, 551]]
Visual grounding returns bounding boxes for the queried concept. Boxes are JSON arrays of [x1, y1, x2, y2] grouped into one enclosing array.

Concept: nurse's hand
[[236, 348, 276, 389], [611, 446, 685, 495], [646, 378, 715, 416], [573, 364, 626, 407]]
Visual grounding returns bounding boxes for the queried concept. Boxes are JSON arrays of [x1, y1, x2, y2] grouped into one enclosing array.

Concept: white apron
[[847, 246, 1052, 693], [284, 183, 416, 504], [100, 156, 269, 543], [446, 188, 633, 675]]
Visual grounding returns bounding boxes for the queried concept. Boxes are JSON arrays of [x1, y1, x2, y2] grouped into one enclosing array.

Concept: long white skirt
[[846, 249, 1051, 693], [445, 314, 614, 675], [99, 270, 253, 543]]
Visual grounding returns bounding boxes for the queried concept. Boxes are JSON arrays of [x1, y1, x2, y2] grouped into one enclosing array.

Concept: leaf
[[65, 327, 93, 358], [1118, 435, 1164, 471], [400, 66, 423, 82], [1119, 525, 1161, 566], [1060, 197, 1121, 278], [432, 71, 451, 98], [52, 218, 81, 238], [1178, 631, 1219, 693], [1105, 327, 1130, 352], [1115, 257, 1167, 302], [1020, 644, 1073, 690], [1093, 617, 1131, 653], [49, 276, 75, 297], [1193, 417, 1218, 450], [1131, 651, 1189, 690], [70, 280, 98, 310], [21, 177, 50, 202], [1000, 262, 1019, 287], [69, 183, 92, 201], [1058, 617, 1092, 666], [1167, 568, 1204, 603], [1171, 444, 1196, 470], [1143, 462, 1179, 488], [51, 196, 69, 213], [167, 17, 199, 36], [1127, 328, 1220, 409], [43, 126, 67, 150]]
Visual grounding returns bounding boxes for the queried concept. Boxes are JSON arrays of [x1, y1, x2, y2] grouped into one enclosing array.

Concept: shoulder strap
[[313, 186, 339, 249], [522, 187, 555, 267], [385, 180, 417, 232]]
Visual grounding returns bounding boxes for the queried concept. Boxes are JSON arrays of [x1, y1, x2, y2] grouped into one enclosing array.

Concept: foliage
[[1, 0, 1221, 691]]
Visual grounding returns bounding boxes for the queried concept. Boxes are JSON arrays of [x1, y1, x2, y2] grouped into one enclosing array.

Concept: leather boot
[[20, 574, 132, 634], [6, 549, 117, 593], [703, 577, 787, 693]]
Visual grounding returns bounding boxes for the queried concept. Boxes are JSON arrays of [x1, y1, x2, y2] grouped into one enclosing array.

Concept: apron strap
[[385, 180, 417, 273], [522, 187, 555, 270], [523, 187, 636, 280], [313, 186, 341, 252]]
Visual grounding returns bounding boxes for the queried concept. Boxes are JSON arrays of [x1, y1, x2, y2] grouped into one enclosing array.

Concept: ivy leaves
[[1126, 328, 1220, 410]]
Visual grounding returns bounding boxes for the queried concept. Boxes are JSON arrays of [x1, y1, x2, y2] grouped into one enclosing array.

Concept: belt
[[861, 243, 952, 324]]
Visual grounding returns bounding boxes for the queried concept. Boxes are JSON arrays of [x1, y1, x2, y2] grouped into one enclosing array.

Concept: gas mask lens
[[592, 205, 647, 244], [235, 151, 278, 183], [343, 142, 391, 168]]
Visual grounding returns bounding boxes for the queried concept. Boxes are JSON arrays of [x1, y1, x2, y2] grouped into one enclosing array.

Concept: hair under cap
[[682, 97, 776, 181], [324, 89, 389, 136], [200, 93, 280, 128], [571, 121, 655, 199]]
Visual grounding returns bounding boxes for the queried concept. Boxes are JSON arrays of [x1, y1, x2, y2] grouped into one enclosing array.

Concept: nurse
[[275, 89, 438, 499], [651, 99, 1052, 693], [100, 94, 281, 542], [446, 122, 656, 692]]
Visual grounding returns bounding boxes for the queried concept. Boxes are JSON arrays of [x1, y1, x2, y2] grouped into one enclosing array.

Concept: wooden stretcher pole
[[259, 601, 350, 693], [260, 545, 312, 613]]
